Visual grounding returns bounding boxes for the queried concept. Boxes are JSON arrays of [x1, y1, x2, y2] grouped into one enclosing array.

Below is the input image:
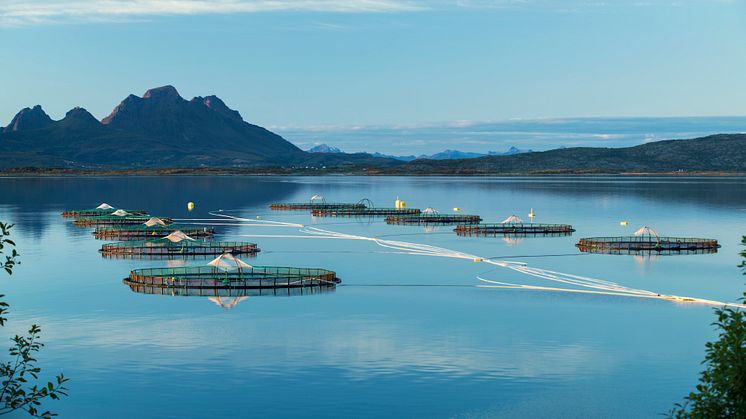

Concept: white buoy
[[453, 207, 461, 212], [620, 220, 629, 226]]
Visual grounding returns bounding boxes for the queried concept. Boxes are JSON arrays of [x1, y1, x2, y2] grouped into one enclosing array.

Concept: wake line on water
[[207, 212, 745, 309]]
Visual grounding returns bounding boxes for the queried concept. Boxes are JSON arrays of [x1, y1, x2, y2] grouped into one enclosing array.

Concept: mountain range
[[308, 144, 532, 161], [0, 86, 397, 169], [1, 86, 745, 174]]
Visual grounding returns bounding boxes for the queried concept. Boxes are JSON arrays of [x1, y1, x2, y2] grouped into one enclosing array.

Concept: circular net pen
[[125, 265, 340, 290], [62, 208, 148, 218], [312, 208, 421, 217], [74, 215, 172, 227], [271, 195, 368, 211], [576, 236, 720, 255], [101, 240, 259, 258], [386, 213, 482, 225], [455, 223, 575, 237], [94, 225, 215, 240], [271, 202, 367, 210]]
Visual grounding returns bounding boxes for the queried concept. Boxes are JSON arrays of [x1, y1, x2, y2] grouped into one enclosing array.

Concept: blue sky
[[2, 0, 746, 152]]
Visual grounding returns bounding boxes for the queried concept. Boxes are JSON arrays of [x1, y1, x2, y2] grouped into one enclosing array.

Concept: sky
[[2, 0, 746, 153]]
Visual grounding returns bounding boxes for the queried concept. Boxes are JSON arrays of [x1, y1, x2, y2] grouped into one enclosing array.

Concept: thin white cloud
[[0, 0, 424, 26], [1, 0, 735, 27]]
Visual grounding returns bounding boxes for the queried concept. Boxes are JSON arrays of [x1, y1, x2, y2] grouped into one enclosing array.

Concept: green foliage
[[0, 222, 68, 417], [0, 223, 19, 280], [669, 236, 746, 418]]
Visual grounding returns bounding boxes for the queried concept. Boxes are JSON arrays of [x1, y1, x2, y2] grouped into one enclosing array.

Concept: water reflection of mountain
[[4, 176, 746, 240], [0, 176, 300, 239], [403, 176, 746, 209], [390, 176, 746, 208]]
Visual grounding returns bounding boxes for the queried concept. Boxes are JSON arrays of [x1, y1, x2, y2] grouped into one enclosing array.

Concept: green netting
[[94, 225, 214, 240], [386, 214, 481, 225], [126, 265, 339, 289], [270, 202, 366, 210], [576, 236, 720, 253], [312, 208, 421, 217], [101, 240, 259, 256], [74, 216, 172, 226], [62, 208, 148, 218], [454, 223, 575, 236]]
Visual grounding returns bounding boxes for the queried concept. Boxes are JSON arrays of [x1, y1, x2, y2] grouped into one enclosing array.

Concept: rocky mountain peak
[[142, 85, 182, 101], [196, 95, 242, 120], [3, 105, 53, 133], [60, 107, 101, 128]]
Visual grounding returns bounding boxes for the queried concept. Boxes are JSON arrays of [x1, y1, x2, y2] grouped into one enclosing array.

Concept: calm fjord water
[[1, 175, 745, 418]]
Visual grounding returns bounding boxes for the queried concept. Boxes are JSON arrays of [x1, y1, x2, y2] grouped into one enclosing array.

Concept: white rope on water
[[205, 212, 746, 309], [209, 211, 305, 228]]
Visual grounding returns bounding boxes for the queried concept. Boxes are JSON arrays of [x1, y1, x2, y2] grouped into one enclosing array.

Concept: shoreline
[[0, 168, 744, 177]]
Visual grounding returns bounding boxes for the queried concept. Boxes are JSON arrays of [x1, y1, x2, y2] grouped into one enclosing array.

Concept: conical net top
[[96, 203, 115, 210], [111, 209, 130, 217], [207, 253, 253, 271], [163, 230, 195, 243], [501, 215, 524, 224], [633, 226, 660, 238], [144, 217, 166, 227], [422, 207, 438, 214], [310, 194, 325, 203]]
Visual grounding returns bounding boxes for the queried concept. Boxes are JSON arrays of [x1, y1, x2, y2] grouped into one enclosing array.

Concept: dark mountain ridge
[[2, 105, 54, 133], [0, 86, 398, 169]]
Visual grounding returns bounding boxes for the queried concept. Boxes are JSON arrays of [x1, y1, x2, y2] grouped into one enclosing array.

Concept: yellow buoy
[[187, 201, 195, 211], [528, 208, 536, 219], [473, 258, 482, 262], [620, 220, 629, 226], [395, 197, 406, 209], [453, 207, 461, 212]]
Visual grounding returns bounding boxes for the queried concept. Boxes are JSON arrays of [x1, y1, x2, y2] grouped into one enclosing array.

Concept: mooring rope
[[210, 212, 746, 309]]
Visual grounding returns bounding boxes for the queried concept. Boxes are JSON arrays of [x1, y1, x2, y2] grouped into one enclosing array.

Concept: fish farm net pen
[[100, 240, 259, 257], [124, 266, 340, 289], [311, 208, 421, 217], [74, 216, 173, 227], [385, 214, 482, 225], [454, 223, 575, 236], [270, 202, 367, 210], [62, 208, 148, 218], [576, 236, 720, 254], [93, 225, 215, 240]]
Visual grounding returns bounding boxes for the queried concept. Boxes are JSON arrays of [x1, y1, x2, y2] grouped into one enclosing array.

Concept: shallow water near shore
[[0, 175, 745, 418]]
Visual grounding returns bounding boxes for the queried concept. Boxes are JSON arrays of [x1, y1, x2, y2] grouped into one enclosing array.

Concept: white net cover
[[501, 215, 524, 224], [422, 207, 438, 214], [96, 203, 115, 210], [208, 253, 253, 271], [163, 230, 195, 243], [633, 226, 660, 238], [143, 217, 166, 227], [111, 209, 130, 217], [310, 194, 325, 203]]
